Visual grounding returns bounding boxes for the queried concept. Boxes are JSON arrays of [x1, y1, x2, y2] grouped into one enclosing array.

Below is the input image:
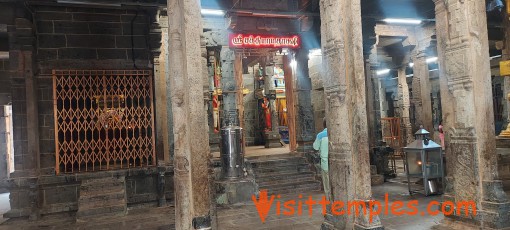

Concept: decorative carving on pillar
[[320, 0, 383, 229], [434, 0, 510, 228], [295, 49, 316, 153], [168, 0, 212, 228], [221, 48, 239, 127], [398, 68, 413, 145]]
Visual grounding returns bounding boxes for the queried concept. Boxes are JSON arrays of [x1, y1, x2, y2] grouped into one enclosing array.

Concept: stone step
[[254, 164, 311, 174], [261, 182, 322, 195], [256, 171, 315, 182], [250, 158, 307, 168], [260, 180, 321, 191], [247, 153, 299, 161], [77, 176, 127, 221], [258, 177, 318, 187]]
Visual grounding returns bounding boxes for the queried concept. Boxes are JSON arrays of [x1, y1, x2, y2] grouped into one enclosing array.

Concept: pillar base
[[214, 178, 257, 205], [265, 132, 283, 148]]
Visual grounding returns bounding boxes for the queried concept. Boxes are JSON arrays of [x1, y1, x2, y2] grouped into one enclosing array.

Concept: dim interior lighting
[[383, 18, 422, 25], [201, 9, 225, 16], [290, 60, 297, 69], [377, 69, 390, 76]]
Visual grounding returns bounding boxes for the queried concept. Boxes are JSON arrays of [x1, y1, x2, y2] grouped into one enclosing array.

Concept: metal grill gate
[[53, 70, 156, 174]]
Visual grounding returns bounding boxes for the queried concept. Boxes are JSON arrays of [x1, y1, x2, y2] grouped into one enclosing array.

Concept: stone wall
[[5, 168, 174, 218], [0, 58, 9, 187], [31, 5, 158, 174], [4, 4, 166, 218]]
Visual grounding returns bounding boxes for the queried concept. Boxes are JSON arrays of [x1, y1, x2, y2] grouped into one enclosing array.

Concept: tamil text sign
[[229, 34, 300, 49]]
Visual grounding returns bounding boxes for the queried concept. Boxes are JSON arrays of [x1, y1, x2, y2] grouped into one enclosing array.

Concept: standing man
[[313, 118, 330, 201]]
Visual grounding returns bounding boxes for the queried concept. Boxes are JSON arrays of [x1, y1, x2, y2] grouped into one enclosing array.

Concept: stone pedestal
[[214, 178, 257, 205], [264, 132, 283, 148]]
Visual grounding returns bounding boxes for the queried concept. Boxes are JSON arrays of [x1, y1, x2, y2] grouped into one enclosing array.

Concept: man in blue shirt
[[313, 118, 330, 201]]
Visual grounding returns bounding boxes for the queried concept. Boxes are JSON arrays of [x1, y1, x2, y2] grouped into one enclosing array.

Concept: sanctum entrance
[[53, 70, 156, 174]]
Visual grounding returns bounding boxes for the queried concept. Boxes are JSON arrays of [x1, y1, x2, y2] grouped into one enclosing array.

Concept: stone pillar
[[167, 0, 212, 229], [411, 51, 434, 133], [220, 48, 239, 127], [377, 79, 387, 118], [283, 54, 297, 152], [434, 0, 510, 228], [263, 58, 282, 148], [319, 0, 383, 229], [365, 46, 382, 147], [499, 10, 510, 138], [154, 14, 172, 165], [295, 49, 316, 153], [397, 67, 413, 145]]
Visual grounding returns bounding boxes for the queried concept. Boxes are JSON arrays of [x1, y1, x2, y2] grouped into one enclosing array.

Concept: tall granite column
[[220, 48, 239, 127], [295, 49, 315, 153], [499, 10, 510, 137], [397, 67, 413, 145], [366, 46, 382, 147], [263, 57, 282, 148], [320, 0, 383, 229], [168, 0, 212, 229], [411, 51, 434, 133], [434, 0, 510, 228]]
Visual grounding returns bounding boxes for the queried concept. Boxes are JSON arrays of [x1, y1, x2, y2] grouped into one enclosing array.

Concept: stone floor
[[0, 180, 444, 230], [0, 206, 175, 230], [217, 181, 443, 230], [0, 193, 9, 224]]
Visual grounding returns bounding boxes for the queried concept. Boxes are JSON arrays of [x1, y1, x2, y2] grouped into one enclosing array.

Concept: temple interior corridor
[[0, 0, 510, 229]]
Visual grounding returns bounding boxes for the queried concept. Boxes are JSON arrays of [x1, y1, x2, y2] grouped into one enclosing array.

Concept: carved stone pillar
[[499, 10, 510, 138], [366, 46, 382, 147], [220, 48, 239, 127], [168, 0, 212, 229], [154, 13, 172, 165], [295, 49, 315, 153], [263, 58, 283, 148], [397, 68, 413, 145], [411, 51, 434, 134], [434, 0, 510, 228], [319, 0, 383, 229]]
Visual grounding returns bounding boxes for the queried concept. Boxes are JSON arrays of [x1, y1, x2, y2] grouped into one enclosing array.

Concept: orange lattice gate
[[53, 70, 156, 174]]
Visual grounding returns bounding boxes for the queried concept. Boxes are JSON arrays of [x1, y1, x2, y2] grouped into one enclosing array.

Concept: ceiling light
[[57, 0, 121, 7], [490, 55, 502, 60], [377, 69, 391, 76], [201, 9, 225, 16], [291, 60, 297, 69], [426, 57, 438, 63], [383, 18, 422, 25]]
